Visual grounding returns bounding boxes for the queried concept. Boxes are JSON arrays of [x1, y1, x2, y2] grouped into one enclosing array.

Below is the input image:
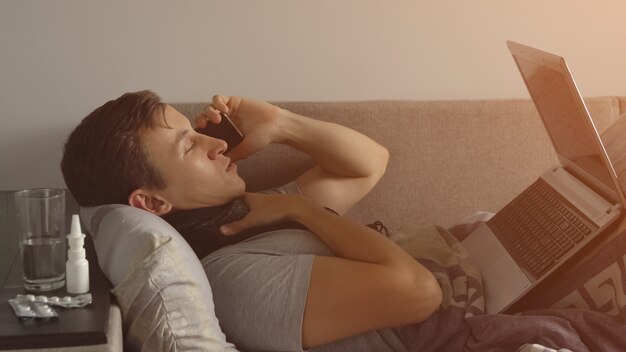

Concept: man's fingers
[[212, 95, 230, 113], [219, 223, 234, 235], [220, 218, 248, 235], [194, 107, 222, 128], [195, 95, 231, 129]]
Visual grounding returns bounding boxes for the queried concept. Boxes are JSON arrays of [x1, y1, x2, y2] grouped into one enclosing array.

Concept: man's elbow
[[403, 268, 443, 323], [415, 272, 443, 322], [372, 145, 390, 181]]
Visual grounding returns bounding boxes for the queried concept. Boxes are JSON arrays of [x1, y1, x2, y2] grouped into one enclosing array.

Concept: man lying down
[[60, 90, 443, 351]]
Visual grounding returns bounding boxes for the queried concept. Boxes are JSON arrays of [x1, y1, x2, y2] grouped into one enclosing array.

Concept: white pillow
[[80, 204, 238, 352]]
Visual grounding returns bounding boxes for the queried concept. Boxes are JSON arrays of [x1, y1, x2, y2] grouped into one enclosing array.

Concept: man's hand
[[194, 95, 285, 161]]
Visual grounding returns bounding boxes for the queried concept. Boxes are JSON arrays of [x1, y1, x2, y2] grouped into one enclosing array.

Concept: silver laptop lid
[[507, 41, 626, 206]]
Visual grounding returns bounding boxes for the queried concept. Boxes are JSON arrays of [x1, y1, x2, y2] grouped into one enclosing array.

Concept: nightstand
[[0, 191, 121, 351]]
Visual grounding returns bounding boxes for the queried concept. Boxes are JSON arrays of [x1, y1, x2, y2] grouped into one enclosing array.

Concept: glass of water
[[14, 189, 66, 291]]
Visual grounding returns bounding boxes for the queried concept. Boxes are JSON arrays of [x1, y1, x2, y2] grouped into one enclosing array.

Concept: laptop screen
[[511, 52, 619, 198]]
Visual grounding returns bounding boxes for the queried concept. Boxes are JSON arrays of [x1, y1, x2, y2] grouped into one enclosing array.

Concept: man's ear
[[128, 188, 173, 216]]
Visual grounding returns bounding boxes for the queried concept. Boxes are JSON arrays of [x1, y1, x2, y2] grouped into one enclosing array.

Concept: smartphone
[[195, 112, 244, 152]]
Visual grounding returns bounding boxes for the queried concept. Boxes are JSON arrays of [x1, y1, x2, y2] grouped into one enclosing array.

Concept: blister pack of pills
[[8, 299, 58, 318], [8, 293, 92, 319]]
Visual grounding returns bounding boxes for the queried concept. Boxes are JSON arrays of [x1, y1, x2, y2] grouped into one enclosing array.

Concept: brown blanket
[[391, 224, 626, 352]]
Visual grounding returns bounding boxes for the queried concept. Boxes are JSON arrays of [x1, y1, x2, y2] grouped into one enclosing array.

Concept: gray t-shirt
[[201, 182, 408, 352]]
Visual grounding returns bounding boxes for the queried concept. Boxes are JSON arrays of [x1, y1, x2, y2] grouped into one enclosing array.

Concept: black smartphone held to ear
[[195, 112, 244, 152]]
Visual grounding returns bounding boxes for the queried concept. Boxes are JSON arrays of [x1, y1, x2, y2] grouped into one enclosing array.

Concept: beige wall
[[2, 0, 626, 189]]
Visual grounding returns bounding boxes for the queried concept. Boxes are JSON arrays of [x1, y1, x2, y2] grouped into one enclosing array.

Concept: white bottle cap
[[68, 214, 84, 239]]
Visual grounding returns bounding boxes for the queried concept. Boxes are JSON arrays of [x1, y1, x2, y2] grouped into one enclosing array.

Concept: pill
[[37, 305, 52, 313], [62, 296, 72, 303], [36, 295, 47, 302], [17, 304, 31, 312], [49, 296, 59, 302], [25, 294, 35, 301]]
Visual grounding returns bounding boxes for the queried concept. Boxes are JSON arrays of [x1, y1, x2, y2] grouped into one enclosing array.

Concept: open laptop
[[462, 41, 626, 314]]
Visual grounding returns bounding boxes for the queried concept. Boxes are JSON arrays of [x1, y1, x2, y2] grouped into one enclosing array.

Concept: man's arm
[[278, 110, 389, 214], [196, 96, 389, 214], [221, 193, 443, 348]]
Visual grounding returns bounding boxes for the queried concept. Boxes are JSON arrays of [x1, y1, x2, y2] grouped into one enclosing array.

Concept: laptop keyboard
[[489, 179, 596, 278]]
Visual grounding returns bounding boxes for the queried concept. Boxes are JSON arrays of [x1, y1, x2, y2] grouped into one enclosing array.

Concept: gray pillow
[[80, 204, 238, 352]]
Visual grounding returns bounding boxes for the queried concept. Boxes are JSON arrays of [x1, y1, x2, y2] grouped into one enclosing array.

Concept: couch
[[22, 96, 626, 351]]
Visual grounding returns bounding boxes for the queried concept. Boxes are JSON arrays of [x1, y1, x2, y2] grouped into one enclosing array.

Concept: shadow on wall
[[2, 124, 74, 189]]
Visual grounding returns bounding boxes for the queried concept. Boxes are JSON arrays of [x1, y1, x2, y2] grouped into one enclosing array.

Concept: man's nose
[[206, 137, 228, 160]]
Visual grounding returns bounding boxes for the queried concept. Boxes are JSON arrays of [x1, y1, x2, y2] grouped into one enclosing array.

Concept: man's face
[[140, 105, 246, 210]]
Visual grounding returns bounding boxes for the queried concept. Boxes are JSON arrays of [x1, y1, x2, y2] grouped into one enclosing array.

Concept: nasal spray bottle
[[66, 214, 89, 294]]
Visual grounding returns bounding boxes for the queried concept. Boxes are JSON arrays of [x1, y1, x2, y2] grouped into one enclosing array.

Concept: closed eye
[[185, 143, 195, 154]]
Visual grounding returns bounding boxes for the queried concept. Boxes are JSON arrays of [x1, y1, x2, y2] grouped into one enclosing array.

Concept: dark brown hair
[[61, 90, 168, 206]]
